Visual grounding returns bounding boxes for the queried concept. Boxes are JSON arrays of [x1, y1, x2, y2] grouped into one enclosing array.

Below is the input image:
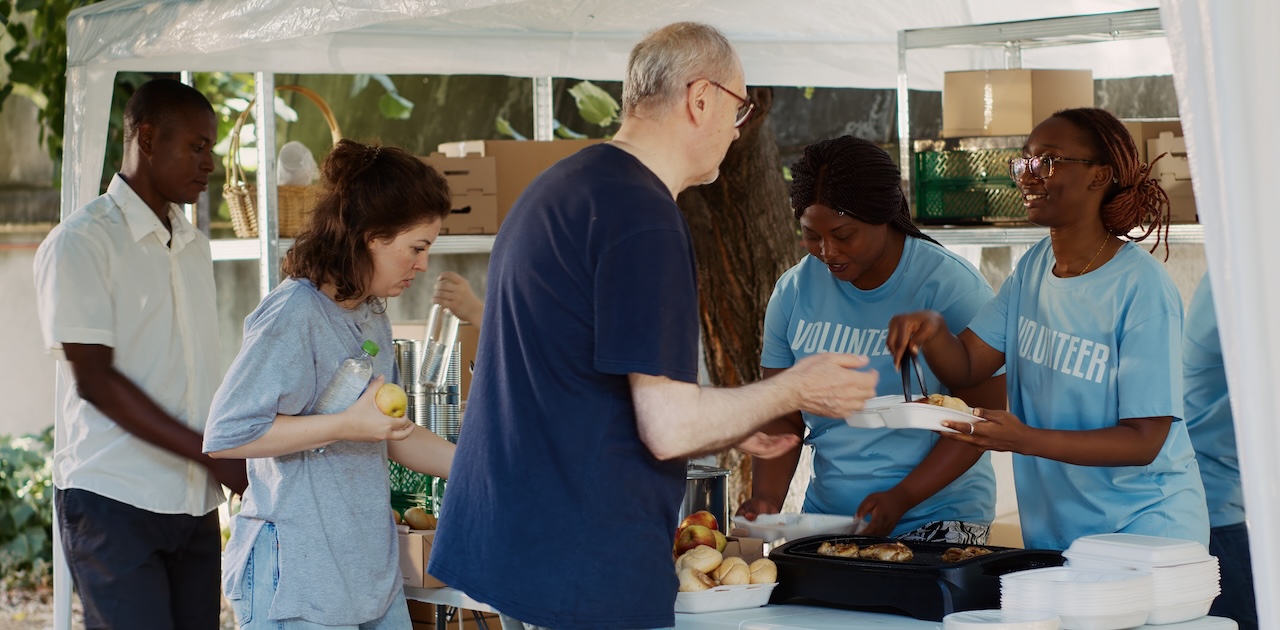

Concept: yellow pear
[[374, 383, 408, 418], [403, 506, 437, 530]]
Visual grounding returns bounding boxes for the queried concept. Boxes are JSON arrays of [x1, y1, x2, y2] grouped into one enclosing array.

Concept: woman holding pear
[[203, 140, 458, 629]]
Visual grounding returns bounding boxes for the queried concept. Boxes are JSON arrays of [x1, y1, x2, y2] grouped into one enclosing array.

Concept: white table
[[404, 585, 496, 630], [401, 590, 1237, 630], [673, 605, 1238, 629]]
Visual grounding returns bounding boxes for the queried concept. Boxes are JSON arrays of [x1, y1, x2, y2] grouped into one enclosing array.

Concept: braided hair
[[789, 136, 938, 245], [1051, 107, 1171, 258]]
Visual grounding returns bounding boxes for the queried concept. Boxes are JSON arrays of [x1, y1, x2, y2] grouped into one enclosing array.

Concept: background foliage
[[0, 427, 54, 591]]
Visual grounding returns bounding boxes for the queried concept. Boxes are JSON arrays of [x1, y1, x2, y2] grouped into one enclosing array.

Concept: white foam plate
[[1144, 598, 1214, 625], [731, 513, 868, 543], [674, 582, 778, 614], [845, 395, 982, 432], [1065, 534, 1210, 568]]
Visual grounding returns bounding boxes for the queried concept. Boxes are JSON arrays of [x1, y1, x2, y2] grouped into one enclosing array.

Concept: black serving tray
[[767, 534, 1064, 621]]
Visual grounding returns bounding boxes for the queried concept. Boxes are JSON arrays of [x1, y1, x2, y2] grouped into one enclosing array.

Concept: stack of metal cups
[[392, 339, 431, 429], [426, 342, 463, 443]]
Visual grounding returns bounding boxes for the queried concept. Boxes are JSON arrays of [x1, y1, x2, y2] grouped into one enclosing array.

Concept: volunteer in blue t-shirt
[[888, 108, 1209, 551], [739, 136, 1002, 542], [1184, 271, 1257, 630]]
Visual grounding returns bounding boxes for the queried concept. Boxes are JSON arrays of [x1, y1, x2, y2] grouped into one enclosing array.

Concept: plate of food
[[845, 394, 982, 433], [732, 513, 868, 543]]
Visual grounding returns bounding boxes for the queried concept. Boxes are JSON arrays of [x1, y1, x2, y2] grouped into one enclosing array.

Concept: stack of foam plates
[[1064, 534, 1221, 625], [1001, 566, 1152, 630]]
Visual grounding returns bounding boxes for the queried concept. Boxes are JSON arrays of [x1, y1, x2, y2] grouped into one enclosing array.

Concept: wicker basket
[[224, 85, 342, 238]]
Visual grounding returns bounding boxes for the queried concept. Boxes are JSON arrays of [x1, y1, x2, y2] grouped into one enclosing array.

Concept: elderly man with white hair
[[429, 22, 879, 630]]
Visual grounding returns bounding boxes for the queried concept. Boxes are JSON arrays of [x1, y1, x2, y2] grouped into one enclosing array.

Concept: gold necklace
[[1074, 236, 1112, 276]]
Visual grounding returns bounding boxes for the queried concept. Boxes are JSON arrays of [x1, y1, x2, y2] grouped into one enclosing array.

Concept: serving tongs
[[900, 352, 929, 403]]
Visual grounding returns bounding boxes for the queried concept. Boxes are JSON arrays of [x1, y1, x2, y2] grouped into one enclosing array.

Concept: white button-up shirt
[[34, 175, 224, 516]]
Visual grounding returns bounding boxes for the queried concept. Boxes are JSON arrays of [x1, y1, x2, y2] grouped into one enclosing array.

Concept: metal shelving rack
[[893, 9, 1201, 244]]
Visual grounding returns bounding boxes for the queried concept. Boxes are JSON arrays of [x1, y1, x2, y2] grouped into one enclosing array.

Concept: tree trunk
[[677, 87, 804, 511]]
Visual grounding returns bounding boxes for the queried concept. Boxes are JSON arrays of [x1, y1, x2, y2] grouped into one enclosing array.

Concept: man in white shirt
[[33, 78, 247, 630]]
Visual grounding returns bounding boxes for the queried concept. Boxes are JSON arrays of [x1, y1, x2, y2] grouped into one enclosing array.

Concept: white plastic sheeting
[[1162, 2, 1279, 627], [62, 0, 1167, 218]]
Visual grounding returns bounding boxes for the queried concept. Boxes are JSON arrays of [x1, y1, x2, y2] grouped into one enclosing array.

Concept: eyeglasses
[[689, 79, 755, 128], [1008, 155, 1099, 180]]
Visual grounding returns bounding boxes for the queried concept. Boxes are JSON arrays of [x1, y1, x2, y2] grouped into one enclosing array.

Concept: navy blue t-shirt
[[429, 144, 699, 629]]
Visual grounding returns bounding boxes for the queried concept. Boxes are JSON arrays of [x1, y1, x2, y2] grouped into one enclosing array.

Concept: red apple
[[678, 510, 720, 535], [674, 524, 718, 555]]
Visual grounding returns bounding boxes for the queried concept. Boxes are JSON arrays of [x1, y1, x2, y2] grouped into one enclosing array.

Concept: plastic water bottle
[[419, 305, 460, 391], [277, 141, 319, 186], [311, 340, 379, 453]]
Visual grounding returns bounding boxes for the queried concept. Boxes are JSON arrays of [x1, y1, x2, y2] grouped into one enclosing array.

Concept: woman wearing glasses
[[887, 108, 1208, 550], [738, 136, 1003, 543]]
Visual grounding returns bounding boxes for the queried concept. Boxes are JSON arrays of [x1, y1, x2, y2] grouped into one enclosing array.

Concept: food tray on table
[[846, 395, 984, 432], [674, 582, 779, 614], [768, 534, 1064, 621]]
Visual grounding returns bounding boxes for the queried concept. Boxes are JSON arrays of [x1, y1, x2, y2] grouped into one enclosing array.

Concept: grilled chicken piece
[[816, 541, 861, 557], [941, 546, 994, 563], [856, 541, 914, 562]]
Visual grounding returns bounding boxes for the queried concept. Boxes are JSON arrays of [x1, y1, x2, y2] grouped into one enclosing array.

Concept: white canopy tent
[[58, 0, 1279, 627]]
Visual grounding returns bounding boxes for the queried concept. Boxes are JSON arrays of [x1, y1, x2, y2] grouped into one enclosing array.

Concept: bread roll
[[677, 566, 717, 592], [676, 545, 723, 573], [749, 558, 777, 584], [718, 563, 752, 585], [712, 556, 747, 582]]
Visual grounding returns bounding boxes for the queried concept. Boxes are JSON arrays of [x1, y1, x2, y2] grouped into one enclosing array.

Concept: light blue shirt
[[968, 238, 1208, 550], [762, 236, 996, 535], [1183, 273, 1244, 528], [204, 279, 400, 625]]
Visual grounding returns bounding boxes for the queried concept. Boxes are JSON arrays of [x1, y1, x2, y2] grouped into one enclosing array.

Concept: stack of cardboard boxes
[[1122, 119, 1197, 223], [422, 138, 605, 235], [934, 70, 1197, 224]]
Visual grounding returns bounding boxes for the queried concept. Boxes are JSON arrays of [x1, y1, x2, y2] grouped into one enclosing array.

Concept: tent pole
[[255, 72, 281, 297], [532, 77, 554, 141], [896, 30, 912, 216]]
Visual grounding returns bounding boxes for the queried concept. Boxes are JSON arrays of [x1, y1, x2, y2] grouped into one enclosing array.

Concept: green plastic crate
[[915, 148, 1021, 183], [915, 179, 1025, 224], [389, 460, 431, 513]]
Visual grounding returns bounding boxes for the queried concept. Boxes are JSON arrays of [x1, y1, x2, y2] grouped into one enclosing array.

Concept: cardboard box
[[420, 153, 497, 196], [436, 139, 605, 226], [1121, 120, 1197, 223], [1161, 177, 1198, 224], [1121, 118, 1182, 164], [440, 192, 498, 235], [456, 322, 479, 401], [1148, 131, 1191, 181], [722, 536, 765, 565], [943, 69, 1094, 138], [399, 528, 447, 589], [417, 154, 499, 234]]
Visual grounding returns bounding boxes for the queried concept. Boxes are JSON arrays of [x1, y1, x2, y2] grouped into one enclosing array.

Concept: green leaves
[[494, 115, 527, 140], [378, 91, 414, 120], [0, 426, 54, 590], [355, 73, 415, 120], [568, 80, 619, 127]]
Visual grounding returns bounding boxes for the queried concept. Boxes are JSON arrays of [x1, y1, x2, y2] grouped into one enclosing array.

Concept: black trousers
[[55, 488, 221, 630]]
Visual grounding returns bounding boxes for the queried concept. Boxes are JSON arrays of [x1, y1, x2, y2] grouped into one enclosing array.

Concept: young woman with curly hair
[[888, 108, 1209, 551]]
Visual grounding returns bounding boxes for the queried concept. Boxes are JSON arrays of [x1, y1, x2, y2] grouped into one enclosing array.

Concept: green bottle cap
[[362, 340, 380, 357]]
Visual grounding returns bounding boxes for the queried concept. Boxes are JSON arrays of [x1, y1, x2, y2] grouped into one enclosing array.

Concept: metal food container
[[680, 464, 730, 535]]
